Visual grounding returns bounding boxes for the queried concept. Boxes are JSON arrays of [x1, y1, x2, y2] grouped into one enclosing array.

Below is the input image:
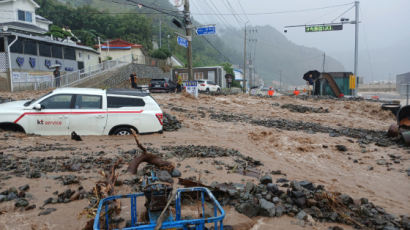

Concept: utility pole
[[322, 52, 326, 72], [184, 0, 193, 81], [243, 22, 248, 93], [279, 70, 282, 91], [353, 0, 359, 96], [159, 18, 162, 48]]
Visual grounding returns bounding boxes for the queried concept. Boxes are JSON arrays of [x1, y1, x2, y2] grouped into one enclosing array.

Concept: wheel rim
[[117, 130, 131, 135]]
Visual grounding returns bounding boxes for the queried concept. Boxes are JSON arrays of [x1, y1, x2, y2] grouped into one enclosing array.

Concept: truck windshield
[[24, 91, 52, 107]]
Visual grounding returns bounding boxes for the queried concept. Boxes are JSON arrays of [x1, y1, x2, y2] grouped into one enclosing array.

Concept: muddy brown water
[[0, 91, 408, 229]]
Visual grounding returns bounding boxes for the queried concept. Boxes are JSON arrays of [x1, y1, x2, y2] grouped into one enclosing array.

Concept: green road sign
[[305, 24, 343, 32]]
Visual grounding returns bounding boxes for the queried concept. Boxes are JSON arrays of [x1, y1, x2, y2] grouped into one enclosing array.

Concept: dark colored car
[[149, 78, 177, 93]]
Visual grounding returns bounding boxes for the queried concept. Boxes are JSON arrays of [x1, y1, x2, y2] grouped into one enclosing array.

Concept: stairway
[[73, 63, 170, 88]]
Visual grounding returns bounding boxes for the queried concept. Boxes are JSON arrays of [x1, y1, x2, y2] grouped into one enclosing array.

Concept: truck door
[[68, 94, 107, 135]]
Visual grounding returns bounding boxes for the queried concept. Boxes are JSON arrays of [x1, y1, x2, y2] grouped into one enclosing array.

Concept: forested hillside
[[41, 0, 345, 85]]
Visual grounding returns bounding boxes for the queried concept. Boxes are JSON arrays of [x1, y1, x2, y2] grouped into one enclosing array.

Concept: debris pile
[[162, 112, 182, 131], [162, 145, 262, 167], [209, 111, 396, 147], [281, 104, 329, 113], [206, 179, 410, 229]]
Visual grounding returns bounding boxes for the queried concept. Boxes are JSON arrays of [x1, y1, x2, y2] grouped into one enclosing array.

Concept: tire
[[206, 88, 210, 93], [217, 88, 221, 93], [112, 127, 134, 135]]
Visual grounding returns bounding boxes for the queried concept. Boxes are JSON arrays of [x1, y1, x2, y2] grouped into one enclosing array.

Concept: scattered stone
[[259, 198, 276, 217], [163, 112, 182, 131], [25, 204, 36, 210], [281, 104, 329, 113], [15, 198, 29, 207], [38, 208, 57, 216], [336, 145, 347, 152], [157, 170, 173, 183], [296, 210, 307, 220], [18, 184, 30, 192], [235, 202, 259, 217], [260, 175, 273, 184], [376, 159, 387, 165], [171, 168, 181, 177], [271, 170, 282, 175]]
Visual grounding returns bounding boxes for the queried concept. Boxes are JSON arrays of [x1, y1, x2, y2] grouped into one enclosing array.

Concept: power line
[[200, 36, 232, 62], [331, 5, 355, 22], [192, 2, 354, 16]]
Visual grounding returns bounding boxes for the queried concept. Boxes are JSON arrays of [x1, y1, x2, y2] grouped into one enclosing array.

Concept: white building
[[0, 0, 100, 91]]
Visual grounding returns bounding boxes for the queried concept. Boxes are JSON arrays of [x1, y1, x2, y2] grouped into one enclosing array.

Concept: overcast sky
[[184, 0, 410, 81]]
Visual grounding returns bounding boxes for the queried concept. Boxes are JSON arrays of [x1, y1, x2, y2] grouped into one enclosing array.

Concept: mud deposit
[[0, 92, 409, 230]]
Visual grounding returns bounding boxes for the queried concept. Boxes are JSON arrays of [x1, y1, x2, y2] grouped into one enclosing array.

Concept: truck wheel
[[206, 88, 210, 93], [112, 127, 134, 135]]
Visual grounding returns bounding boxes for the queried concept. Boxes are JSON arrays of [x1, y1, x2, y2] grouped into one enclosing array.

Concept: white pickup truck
[[0, 88, 164, 135]]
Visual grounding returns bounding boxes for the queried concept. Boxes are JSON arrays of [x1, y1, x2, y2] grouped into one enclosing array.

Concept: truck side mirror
[[33, 104, 42, 110]]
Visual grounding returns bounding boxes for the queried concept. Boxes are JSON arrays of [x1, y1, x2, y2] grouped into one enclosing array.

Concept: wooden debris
[[127, 129, 174, 174]]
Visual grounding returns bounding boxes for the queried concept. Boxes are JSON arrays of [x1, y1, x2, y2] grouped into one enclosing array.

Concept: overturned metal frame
[[93, 187, 225, 230]]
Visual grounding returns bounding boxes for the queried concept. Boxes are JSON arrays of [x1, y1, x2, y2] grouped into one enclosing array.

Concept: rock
[[27, 170, 41, 178], [335, 145, 347, 152], [276, 178, 289, 183], [272, 197, 280, 204], [0, 195, 6, 202], [328, 227, 344, 230], [266, 183, 279, 194], [383, 226, 399, 230], [299, 181, 315, 190], [271, 170, 282, 175], [259, 199, 276, 217], [290, 181, 303, 191], [296, 210, 307, 220], [339, 194, 353, 205], [38, 208, 57, 216], [7, 192, 17, 200], [275, 205, 284, 217], [377, 159, 387, 165], [171, 169, 181, 177], [260, 175, 272, 184], [15, 198, 29, 207], [235, 202, 259, 217], [368, 166, 374, 171], [393, 159, 400, 164], [157, 170, 173, 183], [245, 182, 255, 193], [25, 204, 36, 210], [18, 184, 30, 192], [60, 175, 79, 185], [360, 198, 369, 204]]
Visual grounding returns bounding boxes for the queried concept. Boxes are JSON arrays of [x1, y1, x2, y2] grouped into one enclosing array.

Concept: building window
[[39, 42, 51, 57], [25, 12, 32, 22], [17, 10, 32, 22], [194, 72, 204, 80], [0, 37, 5, 52], [52, 45, 63, 59], [64, 47, 76, 60], [10, 38, 23, 54], [24, 39, 37, 55], [78, 52, 81, 58]]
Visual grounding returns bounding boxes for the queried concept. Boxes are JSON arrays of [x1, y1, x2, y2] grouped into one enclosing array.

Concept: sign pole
[[184, 0, 193, 81], [353, 1, 360, 97]]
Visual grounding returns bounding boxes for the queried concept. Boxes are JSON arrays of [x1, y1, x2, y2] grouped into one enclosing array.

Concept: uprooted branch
[[127, 129, 174, 174]]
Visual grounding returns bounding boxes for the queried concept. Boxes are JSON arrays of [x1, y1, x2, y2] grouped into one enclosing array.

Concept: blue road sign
[[196, 26, 216, 35], [177, 36, 188, 48]]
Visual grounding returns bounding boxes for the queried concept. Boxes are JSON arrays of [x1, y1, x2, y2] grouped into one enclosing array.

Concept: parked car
[[197, 80, 221, 93], [0, 88, 163, 135], [149, 78, 176, 93]]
